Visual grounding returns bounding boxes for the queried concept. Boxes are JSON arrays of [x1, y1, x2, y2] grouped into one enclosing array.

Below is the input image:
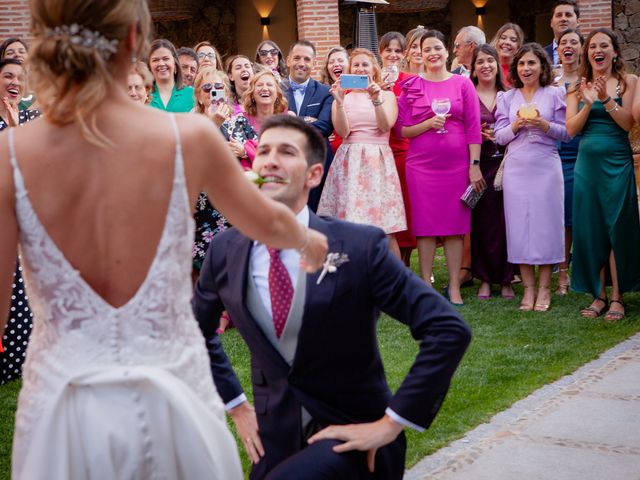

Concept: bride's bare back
[[6, 102, 196, 307]]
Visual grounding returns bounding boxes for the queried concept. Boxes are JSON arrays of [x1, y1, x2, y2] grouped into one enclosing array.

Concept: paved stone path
[[405, 332, 640, 480]]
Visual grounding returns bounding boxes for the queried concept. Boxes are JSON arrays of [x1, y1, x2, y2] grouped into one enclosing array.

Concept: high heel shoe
[[555, 268, 570, 295], [519, 286, 536, 311], [534, 286, 551, 312]]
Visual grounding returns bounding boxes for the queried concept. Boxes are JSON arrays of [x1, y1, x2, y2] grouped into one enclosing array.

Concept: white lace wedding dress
[[8, 118, 243, 479]]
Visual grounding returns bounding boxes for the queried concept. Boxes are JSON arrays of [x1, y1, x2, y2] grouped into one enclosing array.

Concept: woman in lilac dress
[[397, 30, 482, 305], [495, 43, 570, 312]]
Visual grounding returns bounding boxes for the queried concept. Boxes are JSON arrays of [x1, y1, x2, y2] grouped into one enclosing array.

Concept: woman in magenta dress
[[495, 43, 570, 312], [397, 30, 482, 305], [318, 48, 406, 257]]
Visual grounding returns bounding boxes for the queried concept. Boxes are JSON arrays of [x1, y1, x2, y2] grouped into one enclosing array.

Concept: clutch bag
[[460, 184, 485, 209]]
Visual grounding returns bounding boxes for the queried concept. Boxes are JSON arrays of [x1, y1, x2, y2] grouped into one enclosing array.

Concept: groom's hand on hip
[[307, 414, 404, 473], [229, 401, 265, 464]]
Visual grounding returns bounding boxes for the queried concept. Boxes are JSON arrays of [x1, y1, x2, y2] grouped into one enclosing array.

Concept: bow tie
[[290, 82, 307, 94]]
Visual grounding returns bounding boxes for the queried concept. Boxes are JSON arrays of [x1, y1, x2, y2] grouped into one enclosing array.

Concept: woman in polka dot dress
[[0, 57, 40, 384]]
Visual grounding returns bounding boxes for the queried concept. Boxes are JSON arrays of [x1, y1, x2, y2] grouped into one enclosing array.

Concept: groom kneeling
[[193, 114, 472, 479]]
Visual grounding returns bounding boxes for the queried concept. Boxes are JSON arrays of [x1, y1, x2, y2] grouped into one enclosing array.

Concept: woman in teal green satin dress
[[567, 28, 640, 321]]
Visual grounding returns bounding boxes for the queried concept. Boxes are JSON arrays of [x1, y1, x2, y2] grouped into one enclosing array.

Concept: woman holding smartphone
[[318, 48, 405, 258]]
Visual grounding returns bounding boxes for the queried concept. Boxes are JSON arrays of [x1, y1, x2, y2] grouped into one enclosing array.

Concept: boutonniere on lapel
[[316, 252, 350, 285]]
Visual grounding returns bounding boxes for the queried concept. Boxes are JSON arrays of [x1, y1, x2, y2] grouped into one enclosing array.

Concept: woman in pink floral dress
[[318, 48, 406, 257]]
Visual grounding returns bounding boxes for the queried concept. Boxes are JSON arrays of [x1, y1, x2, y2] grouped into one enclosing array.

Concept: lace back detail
[[11, 112, 199, 356]]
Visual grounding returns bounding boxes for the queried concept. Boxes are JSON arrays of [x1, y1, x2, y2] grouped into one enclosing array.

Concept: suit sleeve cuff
[[385, 407, 425, 432], [225, 394, 248, 411]]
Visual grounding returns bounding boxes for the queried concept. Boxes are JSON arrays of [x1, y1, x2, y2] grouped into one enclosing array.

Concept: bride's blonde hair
[[29, 0, 152, 147]]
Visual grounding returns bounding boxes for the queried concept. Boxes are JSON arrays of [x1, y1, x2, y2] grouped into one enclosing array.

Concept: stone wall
[[154, 2, 237, 57], [615, 0, 640, 74]]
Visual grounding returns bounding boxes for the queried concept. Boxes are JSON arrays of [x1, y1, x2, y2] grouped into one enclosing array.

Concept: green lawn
[[1, 251, 638, 478]]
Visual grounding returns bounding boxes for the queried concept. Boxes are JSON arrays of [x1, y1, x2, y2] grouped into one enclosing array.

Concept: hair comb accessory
[[44, 23, 119, 60]]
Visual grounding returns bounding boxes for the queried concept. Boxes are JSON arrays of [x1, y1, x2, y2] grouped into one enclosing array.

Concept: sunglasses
[[201, 82, 225, 93], [258, 48, 279, 57], [198, 52, 216, 60]]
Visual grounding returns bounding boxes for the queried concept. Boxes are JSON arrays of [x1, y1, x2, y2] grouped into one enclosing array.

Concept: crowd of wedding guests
[[2, 0, 640, 384]]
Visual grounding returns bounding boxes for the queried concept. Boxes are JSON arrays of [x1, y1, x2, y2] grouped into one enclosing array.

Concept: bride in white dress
[[0, 1, 328, 479]]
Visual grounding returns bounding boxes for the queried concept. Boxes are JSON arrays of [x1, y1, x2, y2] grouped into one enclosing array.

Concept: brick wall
[[579, 0, 613, 33], [0, 0, 31, 41], [296, 0, 341, 78]]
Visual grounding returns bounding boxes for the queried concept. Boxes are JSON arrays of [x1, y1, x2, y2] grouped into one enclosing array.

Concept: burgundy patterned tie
[[267, 248, 294, 339]]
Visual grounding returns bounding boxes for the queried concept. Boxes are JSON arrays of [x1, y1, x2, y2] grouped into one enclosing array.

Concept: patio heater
[[342, 0, 389, 62]]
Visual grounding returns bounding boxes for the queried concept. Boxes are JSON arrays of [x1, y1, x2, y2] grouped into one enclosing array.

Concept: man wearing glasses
[[452, 26, 486, 77]]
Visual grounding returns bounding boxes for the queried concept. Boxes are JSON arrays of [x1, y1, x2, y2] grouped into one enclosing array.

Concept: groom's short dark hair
[[260, 114, 326, 167]]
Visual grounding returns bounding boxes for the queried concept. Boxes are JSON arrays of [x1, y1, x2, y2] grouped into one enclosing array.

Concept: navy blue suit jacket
[[282, 78, 334, 211], [193, 214, 471, 479], [544, 42, 556, 64]]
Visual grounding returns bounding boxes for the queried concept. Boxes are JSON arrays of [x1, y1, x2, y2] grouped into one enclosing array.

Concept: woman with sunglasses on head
[[148, 38, 194, 112], [194, 41, 223, 72], [255, 40, 287, 81], [569, 29, 640, 321], [554, 28, 584, 296]]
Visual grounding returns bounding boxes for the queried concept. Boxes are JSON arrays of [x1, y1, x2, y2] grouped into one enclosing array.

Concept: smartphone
[[340, 74, 368, 90], [210, 88, 225, 103]]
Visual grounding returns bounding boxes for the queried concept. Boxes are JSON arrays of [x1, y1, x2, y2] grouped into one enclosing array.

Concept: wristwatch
[[470, 159, 480, 165]]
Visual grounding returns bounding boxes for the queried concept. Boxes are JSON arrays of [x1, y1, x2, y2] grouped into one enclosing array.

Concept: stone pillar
[[0, 0, 31, 41], [615, 0, 640, 73], [296, 0, 341, 78]]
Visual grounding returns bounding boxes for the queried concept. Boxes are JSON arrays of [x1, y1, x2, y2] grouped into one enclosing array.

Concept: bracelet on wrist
[[470, 159, 480, 166], [602, 96, 612, 105], [372, 98, 384, 106], [605, 103, 619, 113]]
